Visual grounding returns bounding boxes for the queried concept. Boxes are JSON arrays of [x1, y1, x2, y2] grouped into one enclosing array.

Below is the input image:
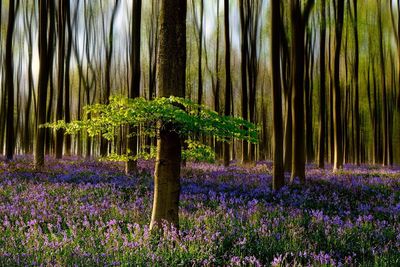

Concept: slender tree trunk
[[239, 0, 249, 164], [223, 0, 232, 167], [271, 0, 284, 190], [35, 0, 52, 168], [377, 0, 390, 166], [305, 31, 314, 163], [101, 0, 120, 157], [150, 0, 186, 230], [214, 0, 221, 159], [290, 0, 314, 182], [351, 0, 360, 165], [318, 0, 326, 168], [126, 0, 141, 175], [55, 0, 66, 159], [24, 4, 34, 154], [64, 1, 72, 156], [5, 0, 18, 160], [333, 0, 344, 171]]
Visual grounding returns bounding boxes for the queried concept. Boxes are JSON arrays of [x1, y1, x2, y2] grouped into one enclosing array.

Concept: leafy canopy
[[46, 96, 258, 161]]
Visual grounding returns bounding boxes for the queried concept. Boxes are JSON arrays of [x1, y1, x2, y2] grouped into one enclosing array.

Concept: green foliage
[[182, 139, 216, 163], [45, 96, 258, 162], [46, 96, 258, 143]]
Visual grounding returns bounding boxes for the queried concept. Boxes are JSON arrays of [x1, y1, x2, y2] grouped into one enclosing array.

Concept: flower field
[[0, 157, 399, 266]]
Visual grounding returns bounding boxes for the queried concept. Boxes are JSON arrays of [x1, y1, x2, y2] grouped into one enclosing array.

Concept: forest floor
[[0, 156, 399, 266]]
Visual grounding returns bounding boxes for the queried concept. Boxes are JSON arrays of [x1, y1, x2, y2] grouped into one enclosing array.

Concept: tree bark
[[150, 0, 186, 230]]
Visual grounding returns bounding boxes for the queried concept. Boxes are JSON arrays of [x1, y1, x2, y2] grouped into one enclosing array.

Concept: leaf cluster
[[45, 96, 258, 144]]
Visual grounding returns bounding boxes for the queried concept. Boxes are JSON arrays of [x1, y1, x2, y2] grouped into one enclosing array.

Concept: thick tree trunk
[[150, 0, 186, 230], [126, 0, 141, 175]]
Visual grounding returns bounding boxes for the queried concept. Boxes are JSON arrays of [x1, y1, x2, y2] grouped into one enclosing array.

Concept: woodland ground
[[0, 156, 399, 266]]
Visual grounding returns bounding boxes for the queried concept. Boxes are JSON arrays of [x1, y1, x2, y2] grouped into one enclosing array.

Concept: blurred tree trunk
[[55, 0, 67, 159], [349, 0, 360, 165], [305, 29, 314, 163], [248, 0, 262, 163], [239, 0, 249, 164], [146, 0, 159, 155], [290, 0, 314, 183], [377, 0, 390, 166], [271, 0, 284, 190], [100, 0, 120, 157], [35, 0, 54, 168], [223, 0, 232, 167], [5, 0, 19, 160], [44, 1, 55, 156], [64, 0, 72, 156], [150, 0, 186, 230], [126, 0, 141, 175], [192, 0, 204, 110], [333, 0, 344, 171], [23, 2, 35, 154], [318, 0, 326, 169]]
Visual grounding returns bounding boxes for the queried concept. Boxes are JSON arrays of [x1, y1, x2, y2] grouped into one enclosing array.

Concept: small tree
[[47, 96, 258, 229]]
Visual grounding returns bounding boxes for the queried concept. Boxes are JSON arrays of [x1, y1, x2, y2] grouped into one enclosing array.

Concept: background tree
[[290, 0, 314, 182], [271, 0, 284, 190], [35, 0, 55, 168], [223, 0, 232, 167], [332, 0, 345, 171], [126, 0, 142, 175], [5, 0, 20, 160]]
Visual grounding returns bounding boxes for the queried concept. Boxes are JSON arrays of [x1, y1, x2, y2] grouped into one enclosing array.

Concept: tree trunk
[[5, 0, 18, 160], [271, 0, 284, 190], [223, 0, 232, 167], [333, 0, 344, 171], [239, 0, 249, 164], [64, 0, 72, 156], [55, 0, 67, 159], [351, 0, 360, 165], [126, 0, 141, 175], [35, 0, 53, 168], [101, 0, 120, 157], [150, 0, 186, 230], [290, 0, 314, 183], [318, 0, 326, 169], [377, 0, 390, 166]]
